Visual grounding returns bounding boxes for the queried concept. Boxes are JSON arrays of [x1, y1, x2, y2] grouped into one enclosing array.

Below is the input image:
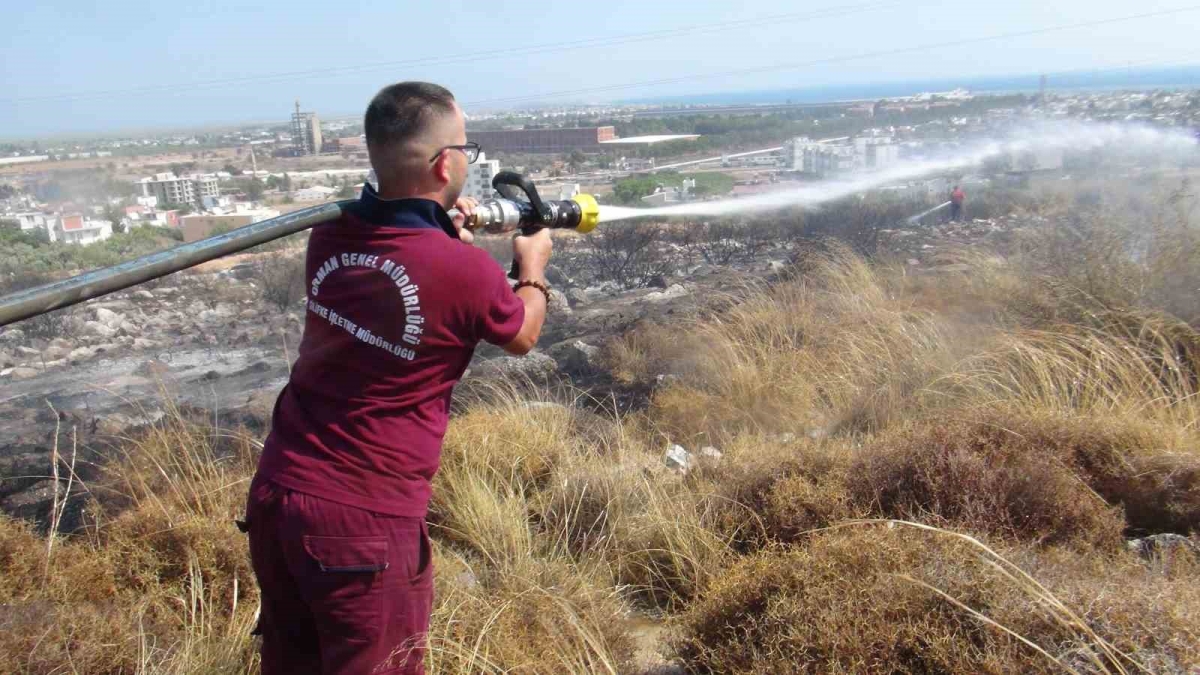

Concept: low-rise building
[[179, 208, 280, 242], [294, 185, 338, 202], [58, 213, 113, 245]]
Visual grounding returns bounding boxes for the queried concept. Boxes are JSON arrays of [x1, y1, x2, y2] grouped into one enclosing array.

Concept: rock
[[644, 284, 689, 303], [83, 320, 119, 339], [228, 263, 257, 281], [16, 346, 41, 357], [1128, 534, 1200, 562], [93, 307, 124, 328], [132, 338, 159, 350], [663, 444, 695, 473], [1, 479, 56, 524], [48, 337, 72, 350], [8, 366, 39, 380], [238, 309, 259, 320], [566, 288, 590, 307], [590, 281, 621, 296], [647, 274, 669, 289], [548, 289, 572, 315], [68, 346, 97, 362], [241, 388, 283, 425], [155, 286, 179, 297], [42, 345, 69, 361], [544, 264, 569, 287], [0, 328, 26, 343], [474, 351, 558, 381], [132, 289, 155, 300], [768, 260, 788, 273], [548, 339, 600, 373], [699, 446, 723, 462]]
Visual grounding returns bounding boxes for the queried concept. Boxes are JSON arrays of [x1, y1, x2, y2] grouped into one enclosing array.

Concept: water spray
[[907, 201, 952, 224], [0, 121, 1194, 328]]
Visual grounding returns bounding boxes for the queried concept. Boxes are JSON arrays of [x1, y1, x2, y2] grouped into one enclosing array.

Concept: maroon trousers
[[243, 479, 434, 675]]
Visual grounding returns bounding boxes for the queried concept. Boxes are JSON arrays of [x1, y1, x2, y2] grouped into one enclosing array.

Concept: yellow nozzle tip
[[571, 193, 600, 233]]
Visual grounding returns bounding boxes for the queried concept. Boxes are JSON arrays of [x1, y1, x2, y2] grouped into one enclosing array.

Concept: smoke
[[597, 121, 1198, 223]]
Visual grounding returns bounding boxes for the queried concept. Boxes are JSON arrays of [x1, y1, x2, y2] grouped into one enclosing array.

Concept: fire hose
[[0, 171, 599, 328]]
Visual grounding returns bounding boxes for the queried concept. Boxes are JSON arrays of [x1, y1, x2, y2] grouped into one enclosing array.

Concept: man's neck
[[376, 184, 447, 208]]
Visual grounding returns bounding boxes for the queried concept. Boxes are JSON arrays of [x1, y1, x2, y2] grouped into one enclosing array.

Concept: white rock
[[8, 366, 39, 380], [0, 329, 26, 343], [664, 444, 695, 473], [16, 346, 41, 357], [83, 321, 119, 338], [548, 289, 572, 315], [644, 284, 689, 303], [132, 338, 159, 350], [155, 286, 179, 296], [94, 307, 124, 328], [548, 339, 599, 372], [132, 290, 155, 300], [699, 446, 723, 461], [68, 346, 97, 362]]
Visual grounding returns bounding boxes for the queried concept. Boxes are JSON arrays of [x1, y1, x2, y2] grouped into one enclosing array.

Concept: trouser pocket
[[302, 534, 390, 641]]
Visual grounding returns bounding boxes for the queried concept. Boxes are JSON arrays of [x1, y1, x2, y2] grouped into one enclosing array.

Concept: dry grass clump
[[631, 249, 965, 445], [676, 526, 1200, 675], [427, 550, 635, 674]]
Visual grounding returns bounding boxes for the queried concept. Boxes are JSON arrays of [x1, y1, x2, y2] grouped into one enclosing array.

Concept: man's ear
[[431, 152, 451, 185]]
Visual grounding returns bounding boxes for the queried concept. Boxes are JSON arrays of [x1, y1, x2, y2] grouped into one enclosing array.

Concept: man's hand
[[504, 228, 554, 356], [450, 196, 477, 245], [512, 228, 552, 281]]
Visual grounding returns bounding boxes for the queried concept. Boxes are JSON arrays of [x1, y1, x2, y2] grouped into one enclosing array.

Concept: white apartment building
[[57, 213, 113, 245], [464, 152, 501, 200], [138, 173, 220, 208], [7, 212, 58, 242]]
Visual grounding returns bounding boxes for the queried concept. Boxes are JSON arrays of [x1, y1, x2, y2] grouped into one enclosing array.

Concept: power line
[[2, 2, 899, 105], [462, 6, 1200, 108]]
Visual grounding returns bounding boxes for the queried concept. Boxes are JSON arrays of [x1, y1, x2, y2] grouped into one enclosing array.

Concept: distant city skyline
[[3, 0, 1199, 137]]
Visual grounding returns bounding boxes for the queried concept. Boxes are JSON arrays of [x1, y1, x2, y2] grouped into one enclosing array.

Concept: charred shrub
[[679, 219, 780, 266], [256, 252, 307, 312], [585, 222, 682, 288], [0, 272, 78, 341]]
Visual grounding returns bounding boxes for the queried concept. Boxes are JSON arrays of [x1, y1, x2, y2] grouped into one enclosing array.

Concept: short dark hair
[[364, 82, 456, 151]]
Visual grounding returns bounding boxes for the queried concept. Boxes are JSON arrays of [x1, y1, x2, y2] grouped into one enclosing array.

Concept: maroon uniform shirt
[[254, 185, 525, 517]]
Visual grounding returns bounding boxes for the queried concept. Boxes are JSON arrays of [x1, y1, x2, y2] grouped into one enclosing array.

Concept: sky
[[2, 0, 1198, 138]]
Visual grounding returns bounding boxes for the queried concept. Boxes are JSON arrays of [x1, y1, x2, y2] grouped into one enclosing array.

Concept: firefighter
[[950, 184, 966, 221], [241, 82, 554, 675]]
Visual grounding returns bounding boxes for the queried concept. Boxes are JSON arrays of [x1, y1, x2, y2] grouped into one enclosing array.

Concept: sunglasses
[[429, 142, 481, 164]]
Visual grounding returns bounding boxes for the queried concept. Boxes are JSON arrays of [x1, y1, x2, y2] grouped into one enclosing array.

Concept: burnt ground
[[0, 214, 1034, 530]]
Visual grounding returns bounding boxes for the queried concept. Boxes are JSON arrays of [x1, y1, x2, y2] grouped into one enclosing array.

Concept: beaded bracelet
[[513, 279, 552, 306]]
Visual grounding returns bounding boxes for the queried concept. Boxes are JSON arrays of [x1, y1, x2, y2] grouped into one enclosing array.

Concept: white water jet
[[595, 121, 1198, 224]]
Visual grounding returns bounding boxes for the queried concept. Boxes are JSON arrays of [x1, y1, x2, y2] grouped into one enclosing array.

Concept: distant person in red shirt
[[241, 82, 553, 675], [950, 185, 966, 221]]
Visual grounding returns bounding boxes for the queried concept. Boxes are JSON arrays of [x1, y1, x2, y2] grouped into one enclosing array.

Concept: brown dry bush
[[848, 411, 1200, 545], [685, 435, 858, 552], [849, 418, 1127, 548], [676, 527, 1200, 675]]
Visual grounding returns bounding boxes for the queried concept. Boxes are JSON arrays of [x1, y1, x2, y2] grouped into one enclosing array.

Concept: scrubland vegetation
[[2, 178, 1199, 674]]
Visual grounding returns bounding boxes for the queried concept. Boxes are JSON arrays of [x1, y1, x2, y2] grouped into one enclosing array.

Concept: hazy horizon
[[4, 0, 1199, 139]]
